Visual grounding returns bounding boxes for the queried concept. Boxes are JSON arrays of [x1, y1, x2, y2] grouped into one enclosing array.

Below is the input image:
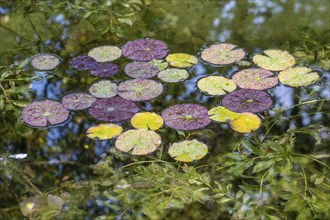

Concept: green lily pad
[[86, 124, 123, 140], [131, 112, 164, 130], [252, 50, 295, 71], [157, 68, 189, 83], [166, 53, 198, 68], [88, 46, 122, 62], [278, 67, 319, 87], [200, 43, 245, 65], [197, 76, 237, 95], [149, 59, 169, 70], [168, 139, 208, 162], [88, 80, 117, 98], [115, 129, 162, 155], [208, 106, 241, 122]]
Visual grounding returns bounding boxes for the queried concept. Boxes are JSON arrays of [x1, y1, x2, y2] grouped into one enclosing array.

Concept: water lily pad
[[197, 76, 237, 95], [61, 92, 96, 110], [131, 112, 163, 130], [157, 68, 189, 83], [232, 68, 279, 90], [89, 62, 119, 77], [166, 53, 198, 68], [86, 123, 123, 140], [252, 50, 295, 71], [88, 97, 140, 122], [230, 113, 261, 133], [118, 79, 163, 101], [21, 100, 70, 127], [88, 80, 117, 98], [122, 39, 168, 61], [208, 106, 241, 122], [115, 129, 161, 155], [124, 61, 159, 79], [149, 59, 169, 70], [278, 67, 319, 87], [30, 53, 61, 70], [88, 46, 122, 62], [200, 43, 245, 65], [222, 89, 273, 113], [69, 55, 97, 70], [168, 139, 208, 162], [161, 104, 211, 131]]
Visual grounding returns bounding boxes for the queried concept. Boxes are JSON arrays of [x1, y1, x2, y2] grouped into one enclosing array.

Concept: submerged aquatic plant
[[252, 49, 295, 71], [86, 124, 123, 140], [88, 46, 122, 62], [278, 67, 320, 87], [161, 104, 211, 131], [124, 61, 160, 79], [69, 55, 97, 70], [157, 68, 190, 83], [130, 112, 164, 130], [21, 100, 70, 127], [30, 53, 61, 70], [168, 139, 208, 162], [89, 62, 119, 77], [61, 92, 96, 110], [88, 97, 140, 122], [88, 80, 117, 98], [166, 53, 198, 68], [200, 43, 245, 65], [229, 113, 261, 133], [197, 76, 237, 96]]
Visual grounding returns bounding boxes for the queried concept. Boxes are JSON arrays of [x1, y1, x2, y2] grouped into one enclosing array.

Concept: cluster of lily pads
[[22, 39, 320, 163]]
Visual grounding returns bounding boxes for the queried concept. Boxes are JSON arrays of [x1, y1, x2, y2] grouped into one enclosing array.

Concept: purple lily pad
[[118, 79, 163, 101], [21, 100, 70, 127], [69, 55, 97, 70], [232, 68, 278, 90], [88, 97, 140, 122], [124, 61, 160, 79], [89, 62, 119, 77], [122, 39, 168, 61], [222, 89, 273, 113], [61, 92, 96, 110], [161, 104, 211, 131]]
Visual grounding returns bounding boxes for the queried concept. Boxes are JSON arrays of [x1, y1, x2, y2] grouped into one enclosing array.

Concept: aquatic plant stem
[[0, 83, 13, 104]]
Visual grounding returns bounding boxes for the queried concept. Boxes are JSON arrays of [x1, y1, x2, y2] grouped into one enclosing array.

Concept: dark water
[[0, 0, 329, 219]]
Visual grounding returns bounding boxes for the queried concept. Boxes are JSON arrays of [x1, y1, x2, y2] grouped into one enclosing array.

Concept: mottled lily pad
[[222, 89, 273, 113], [90, 62, 119, 77], [166, 53, 198, 68], [69, 55, 97, 70], [157, 68, 189, 83], [161, 104, 211, 131], [124, 61, 159, 79], [122, 39, 168, 61], [278, 67, 319, 87], [118, 79, 163, 101], [115, 129, 161, 155], [252, 50, 295, 71], [88, 97, 140, 122], [149, 59, 169, 70], [30, 53, 61, 70], [232, 68, 278, 90], [200, 43, 245, 65], [88, 80, 117, 98], [168, 139, 208, 162], [61, 92, 96, 110], [197, 76, 237, 95], [208, 106, 241, 122], [88, 46, 122, 62], [87, 124, 123, 140], [131, 112, 164, 130], [21, 100, 70, 127], [230, 113, 261, 133]]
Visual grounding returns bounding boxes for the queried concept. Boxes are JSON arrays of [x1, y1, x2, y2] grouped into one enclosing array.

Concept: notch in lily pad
[[115, 129, 162, 155], [21, 100, 70, 127], [197, 76, 236, 96], [208, 106, 241, 122], [222, 89, 273, 113], [30, 53, 61, 71], [168, 139, 208, 162], [61, 92, 96, 110], [157, 68, 189, 83], [161, 104, 211, 131], [230, 113, 261, 133], [122, 38, 168, 61], [88, 46, 122, 62], [200, 43, 245, 65], [252, 49, 295, 71], [278, 67, 320, 87], [124, 61, 160, 79], [131, 112, 164, 130], [166, 53, 198, 68], [118, 79, 163, 101], [87, 124, 123, 140], [88, 80, 117, 98]]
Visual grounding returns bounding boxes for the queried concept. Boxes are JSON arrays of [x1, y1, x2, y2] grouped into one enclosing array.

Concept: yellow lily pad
[[197, 76, 237, 95], [168, 139, 208, 162], [131, 112, 164, 130], [86, 124, 123, 140], [278, 67, 319, 87], [230, 113, 261, 133], [208, 106, 241, 122], [252, 50, 295, 71], [166, 53, 198, 68]]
